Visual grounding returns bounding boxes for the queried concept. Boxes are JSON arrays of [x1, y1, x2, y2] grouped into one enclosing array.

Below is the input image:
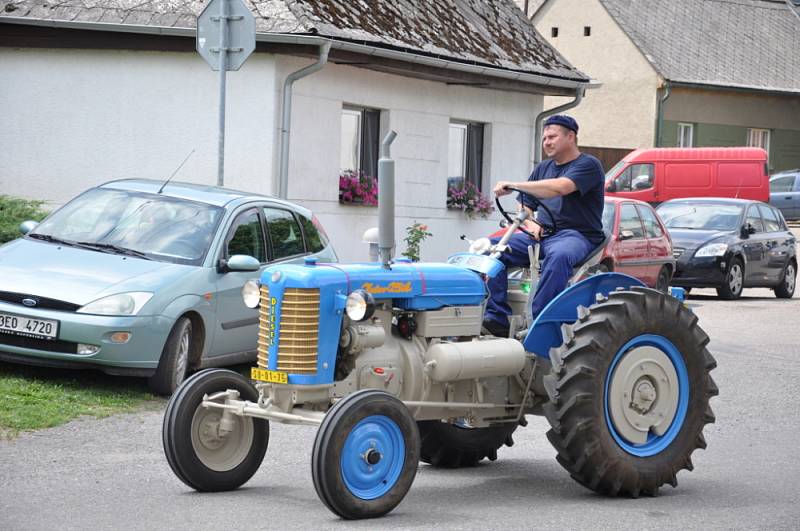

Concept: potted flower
[[339, 170, 378, 206], [446, 181, 494, 219]]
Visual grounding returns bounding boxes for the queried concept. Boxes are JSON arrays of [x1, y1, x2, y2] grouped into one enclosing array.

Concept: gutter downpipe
[[277, 41, 331, 198], [655, 81, 671, 147], [534, 87, 584, 163]]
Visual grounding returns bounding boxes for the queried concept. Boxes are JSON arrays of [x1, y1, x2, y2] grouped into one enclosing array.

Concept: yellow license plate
[[251, 367, 288, 384]]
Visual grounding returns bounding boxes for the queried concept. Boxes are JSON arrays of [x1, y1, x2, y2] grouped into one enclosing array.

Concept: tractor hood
[[262, 260, 487, 310]]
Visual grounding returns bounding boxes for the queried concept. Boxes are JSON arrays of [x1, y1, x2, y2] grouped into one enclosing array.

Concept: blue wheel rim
[[340, 415, 406, 500], [604, 334, 689, 457]]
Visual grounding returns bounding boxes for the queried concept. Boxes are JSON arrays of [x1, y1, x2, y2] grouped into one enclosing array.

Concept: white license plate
[[0, 312, 59, 340]]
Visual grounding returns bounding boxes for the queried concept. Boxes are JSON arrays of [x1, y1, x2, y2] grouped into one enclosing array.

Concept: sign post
[[197, 0, 255, 186]]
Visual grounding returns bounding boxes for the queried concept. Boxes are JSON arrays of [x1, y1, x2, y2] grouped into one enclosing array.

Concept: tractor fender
[[522, 272, 646, 358]]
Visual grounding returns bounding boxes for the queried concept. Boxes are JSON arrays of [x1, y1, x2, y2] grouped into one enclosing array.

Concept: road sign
[[197, 0, 256, 72]]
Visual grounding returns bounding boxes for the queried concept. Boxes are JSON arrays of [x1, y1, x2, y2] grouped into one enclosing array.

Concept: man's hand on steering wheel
[[492, 182, 558, 239], [493, 180, 516, 197]]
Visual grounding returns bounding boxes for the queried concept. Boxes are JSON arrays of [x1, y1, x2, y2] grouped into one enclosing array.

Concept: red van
[[605, 147, 769, 204]]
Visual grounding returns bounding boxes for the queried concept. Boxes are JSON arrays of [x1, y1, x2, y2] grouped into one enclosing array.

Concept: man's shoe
[[482, 319, 510, 338]]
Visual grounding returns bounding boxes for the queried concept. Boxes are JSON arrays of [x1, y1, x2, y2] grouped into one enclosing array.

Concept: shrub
[[0, 195, 49, 244], [446, 181, 494, 219], [402, 222, 433, 262]]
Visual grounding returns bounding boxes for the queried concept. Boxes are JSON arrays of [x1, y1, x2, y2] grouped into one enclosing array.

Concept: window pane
[[745, 206, 764, 233], [341, 109, 361, 173], [465, 122, 485, 191], [264, 208, 304, 260], [602, 202, 616, 232], [678, 123, 693, 148], [619, 204, 645, 238], [638, 205, 664, 238], [227, 211, 265, 262], [758, 205, 781, 232], [630, 164, 654, 190], [448, 123, 467, 188], [747, 128, 770, 153], [298, 214, 326, 253], [770, 176, 795, 193]]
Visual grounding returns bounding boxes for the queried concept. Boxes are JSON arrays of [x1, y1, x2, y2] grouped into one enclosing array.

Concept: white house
[[0, 0, 589, 261]]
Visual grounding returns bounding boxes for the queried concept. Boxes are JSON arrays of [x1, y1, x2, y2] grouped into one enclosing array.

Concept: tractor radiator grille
[[257, 286, 320, 375]]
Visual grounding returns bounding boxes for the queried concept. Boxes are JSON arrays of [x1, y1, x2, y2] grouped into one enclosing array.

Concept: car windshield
[[604, 160, 626, 183], [602, 201, 616, 231], [29, 188, 223, 265], [656, 203, 742, 231]]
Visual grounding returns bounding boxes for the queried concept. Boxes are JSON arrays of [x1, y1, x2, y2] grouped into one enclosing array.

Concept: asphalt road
[[2, 288, 799, 530]]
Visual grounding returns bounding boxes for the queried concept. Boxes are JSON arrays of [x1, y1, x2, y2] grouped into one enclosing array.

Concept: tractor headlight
[[242, 280, 261, 309], [469, 237, 492, 254], [345, 290, 375, 321], [695, 243, 728, 258]]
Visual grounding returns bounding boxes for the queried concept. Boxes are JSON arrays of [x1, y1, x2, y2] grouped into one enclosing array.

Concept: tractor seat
[[568, 232, 611, 283]]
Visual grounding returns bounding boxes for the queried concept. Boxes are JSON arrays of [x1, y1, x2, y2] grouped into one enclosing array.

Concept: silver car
[[0, 179, 337, 394]]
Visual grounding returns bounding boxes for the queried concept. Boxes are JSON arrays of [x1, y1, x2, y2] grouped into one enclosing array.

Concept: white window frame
[[677, 123, 693, 148], [747, 128, 770, 155]]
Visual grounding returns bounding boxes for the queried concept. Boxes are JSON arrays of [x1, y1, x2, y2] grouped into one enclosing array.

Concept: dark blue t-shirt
[[519, 153, 605, 245]]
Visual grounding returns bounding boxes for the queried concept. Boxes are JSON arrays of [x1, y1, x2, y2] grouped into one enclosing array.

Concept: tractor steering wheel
[[495, 186, 558, 239]]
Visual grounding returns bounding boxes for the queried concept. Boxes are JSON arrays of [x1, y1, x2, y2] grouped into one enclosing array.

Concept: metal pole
[[216, 0, 229, 187]]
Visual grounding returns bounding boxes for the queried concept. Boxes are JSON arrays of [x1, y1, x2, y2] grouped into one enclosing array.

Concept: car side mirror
[[741, 224, 757, 237], [606, 180, 617, 193], [219, 254, 260, 273], [634, 180, 651, 190], [618, 229, 635, 241], [19, 220, 38, 235]]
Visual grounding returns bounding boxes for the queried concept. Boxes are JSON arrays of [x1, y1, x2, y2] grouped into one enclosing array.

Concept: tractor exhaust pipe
[[378, 130, 397, 269]]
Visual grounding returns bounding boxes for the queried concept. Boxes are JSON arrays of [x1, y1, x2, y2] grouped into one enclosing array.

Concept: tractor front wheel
[[418, 420, 518, 468], [162, 369, 269, 492], [543, 287, 718, 496], [312, 390, 419, 519]]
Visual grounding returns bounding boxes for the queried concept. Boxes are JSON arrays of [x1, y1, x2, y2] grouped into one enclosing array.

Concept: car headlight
[[77, 292, 153, 316], [468, 237, 492, 254], [242, 280, 261, 309], [345, 290, 376, 321], [695, 243, 728, 257]]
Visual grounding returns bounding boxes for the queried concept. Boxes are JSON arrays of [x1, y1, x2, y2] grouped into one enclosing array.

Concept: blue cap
[[543, 114, 579, 134]]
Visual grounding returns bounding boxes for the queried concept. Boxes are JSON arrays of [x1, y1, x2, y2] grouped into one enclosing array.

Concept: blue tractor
[[163, 132, 718, 519]]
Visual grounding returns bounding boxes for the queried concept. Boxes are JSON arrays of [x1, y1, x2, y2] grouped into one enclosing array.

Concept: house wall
[[278, 56, 544, 262], [0, 47, 276, 202], [533, 0, 660, 149], [0, 46, 545, 262], [660, 87, 800, 172]]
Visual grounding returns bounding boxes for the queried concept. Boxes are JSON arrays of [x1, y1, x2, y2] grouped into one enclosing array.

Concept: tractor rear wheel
[[543, 287, 718, 497], [418, 420, 518, 468]]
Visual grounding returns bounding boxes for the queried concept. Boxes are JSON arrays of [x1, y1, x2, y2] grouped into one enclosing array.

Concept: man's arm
[[494, 177, 577, 199]]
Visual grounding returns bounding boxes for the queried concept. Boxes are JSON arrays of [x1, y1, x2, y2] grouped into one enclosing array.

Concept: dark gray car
[[770, 170, 800, 221]]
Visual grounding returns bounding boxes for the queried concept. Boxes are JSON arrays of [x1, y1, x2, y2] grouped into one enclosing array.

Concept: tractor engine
[[253, 257, 531, 425]]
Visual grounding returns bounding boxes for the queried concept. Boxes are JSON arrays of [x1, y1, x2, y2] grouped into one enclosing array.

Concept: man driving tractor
[[483, 115, 606, 338]]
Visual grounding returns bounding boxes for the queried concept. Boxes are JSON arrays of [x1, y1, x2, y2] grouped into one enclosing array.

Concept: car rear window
[[298, 214, 327, 254], [263, 207, 305, 260], [638, 205, 664, 238], [758, 205, 782, 232]]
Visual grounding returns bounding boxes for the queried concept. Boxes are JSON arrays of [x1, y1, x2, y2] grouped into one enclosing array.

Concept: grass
[[0, 363, 161, 439]]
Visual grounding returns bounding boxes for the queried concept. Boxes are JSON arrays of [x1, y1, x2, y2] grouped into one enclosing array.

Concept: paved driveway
[[2, 288, 799, 530]]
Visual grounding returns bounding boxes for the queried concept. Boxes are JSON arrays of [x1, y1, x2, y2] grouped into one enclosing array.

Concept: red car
[[599, 197, 675, 291], [489, 197, 674, 291]]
